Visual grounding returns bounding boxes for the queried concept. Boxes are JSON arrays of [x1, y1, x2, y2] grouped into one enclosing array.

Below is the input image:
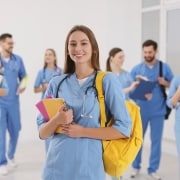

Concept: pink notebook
[[35, 100, 49, 121]]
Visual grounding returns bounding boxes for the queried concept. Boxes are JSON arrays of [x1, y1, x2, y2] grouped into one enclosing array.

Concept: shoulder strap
[[159, 61, 167, 97], [55, 75, 70, 98], [95, 71, 107, 128], [159, 60, 163, 77]]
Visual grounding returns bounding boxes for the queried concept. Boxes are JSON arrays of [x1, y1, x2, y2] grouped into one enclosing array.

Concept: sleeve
[[163, 63, 174, 82], [167, 76, 179, 109], [18, 56, 27, 80], [126, 72, 133, 87], [103, 73, 132, 137], [130, 65, 139, 81], [34, 70, 43, 88]]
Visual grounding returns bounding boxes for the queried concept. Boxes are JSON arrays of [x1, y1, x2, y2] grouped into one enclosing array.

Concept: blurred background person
[[0, 33, 27, 176], [130, 39, 174, 180], [34, 48, 63, 152], [106, 47, 139, 100]]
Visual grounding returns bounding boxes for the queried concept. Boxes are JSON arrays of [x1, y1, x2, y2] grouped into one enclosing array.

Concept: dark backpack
[[159, 61, 172, 120]]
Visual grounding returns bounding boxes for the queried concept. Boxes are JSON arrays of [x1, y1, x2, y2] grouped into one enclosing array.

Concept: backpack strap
[[95, 71, 108, 128], [159, 61, 167, 98]]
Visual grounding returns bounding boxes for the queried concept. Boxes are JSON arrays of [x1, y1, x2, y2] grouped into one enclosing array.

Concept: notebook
[[36, 98, 64, 133], [130, 80, 156, 100]]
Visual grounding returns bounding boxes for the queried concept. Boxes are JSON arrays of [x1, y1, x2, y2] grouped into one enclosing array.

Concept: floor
[[0, 139, 179, 180]]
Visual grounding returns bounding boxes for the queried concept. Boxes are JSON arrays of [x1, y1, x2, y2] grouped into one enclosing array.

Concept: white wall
[[0, 0, 142, 141]]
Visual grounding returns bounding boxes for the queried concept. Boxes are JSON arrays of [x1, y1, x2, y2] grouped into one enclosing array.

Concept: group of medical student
[[0, 26, 179, 180]]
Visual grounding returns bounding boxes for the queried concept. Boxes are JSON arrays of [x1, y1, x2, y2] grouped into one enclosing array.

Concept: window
[[166, 9, 180, 75], [142, 0, 160, 8]]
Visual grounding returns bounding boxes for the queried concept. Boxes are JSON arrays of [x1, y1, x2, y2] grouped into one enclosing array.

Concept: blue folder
[[130, 80, 156, 100]]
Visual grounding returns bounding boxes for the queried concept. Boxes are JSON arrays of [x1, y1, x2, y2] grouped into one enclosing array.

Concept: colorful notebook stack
[[36, 98, 64, 133]]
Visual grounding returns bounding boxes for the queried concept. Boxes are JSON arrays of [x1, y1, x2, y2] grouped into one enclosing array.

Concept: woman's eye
[[82, 42, 87, 46], [69, 43, 76, 47]]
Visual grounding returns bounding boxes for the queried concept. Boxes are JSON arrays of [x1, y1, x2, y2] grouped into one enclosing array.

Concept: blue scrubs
[[130, 60, 173, 174], [167, 76, 180, 177], [116, 69, 133, 100], [0, 54, 26, 166], [37, 72, 132, 180], [34, 67, 63, 98], [34, 67, 63, 152]]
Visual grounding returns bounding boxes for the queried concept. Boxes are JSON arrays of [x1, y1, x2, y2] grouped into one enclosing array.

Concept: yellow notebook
[[37, 98, 65, 133]]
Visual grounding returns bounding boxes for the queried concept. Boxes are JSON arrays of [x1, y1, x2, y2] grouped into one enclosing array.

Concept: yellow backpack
[[95, 71, 143, 178]]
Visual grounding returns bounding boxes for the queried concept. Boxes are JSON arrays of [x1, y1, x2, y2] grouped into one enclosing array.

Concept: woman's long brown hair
[[106, 48, 123, 71], [64, 25, 100, 74]]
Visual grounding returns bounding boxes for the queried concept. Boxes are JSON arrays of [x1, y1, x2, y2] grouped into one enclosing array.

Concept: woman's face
[[45, 50, 56, 64], [68, 31, 92, 65], [111, 51, 125, 67]]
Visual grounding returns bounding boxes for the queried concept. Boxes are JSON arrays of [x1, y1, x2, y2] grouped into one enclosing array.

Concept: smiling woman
[[37, 25, 132, 180], [64, 25, 100, 75]]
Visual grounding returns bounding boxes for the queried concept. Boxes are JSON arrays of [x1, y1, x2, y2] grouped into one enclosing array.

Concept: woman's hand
[[130, 81, 139, 91], [53, 104, 73, 125], [42, 83, 49, 91], [62, 123, 84, 138], [158, 77, 170, 87]]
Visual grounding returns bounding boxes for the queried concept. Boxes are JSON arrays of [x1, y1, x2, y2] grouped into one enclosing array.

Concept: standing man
[[0, 33, 27, 175], [130, 40, 173, 180]]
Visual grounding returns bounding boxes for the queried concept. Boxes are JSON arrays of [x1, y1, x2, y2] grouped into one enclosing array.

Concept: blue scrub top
[[131, 60, 174, 117], [167, 76, 180, 120], [116, 69, 133, 99], [34, 67, 63, 98], [0, 54, 27, 106], [37, 72, 131, 180]]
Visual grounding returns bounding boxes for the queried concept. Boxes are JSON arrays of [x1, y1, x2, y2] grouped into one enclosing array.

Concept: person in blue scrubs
[[166, 76, 180, 179], [130, 40, 174, 180], [37, 25, 132, 180], [0, 33, 27, 176], [106, 47, 139, 100], [34, 48, 63, 152]]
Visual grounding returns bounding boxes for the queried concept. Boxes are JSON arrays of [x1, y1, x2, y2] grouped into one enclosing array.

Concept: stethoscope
[[0, 54, 19, 73], [80, 85, 98, 119], [55, 72, 98, 119], [42, 67, 61, 83]]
